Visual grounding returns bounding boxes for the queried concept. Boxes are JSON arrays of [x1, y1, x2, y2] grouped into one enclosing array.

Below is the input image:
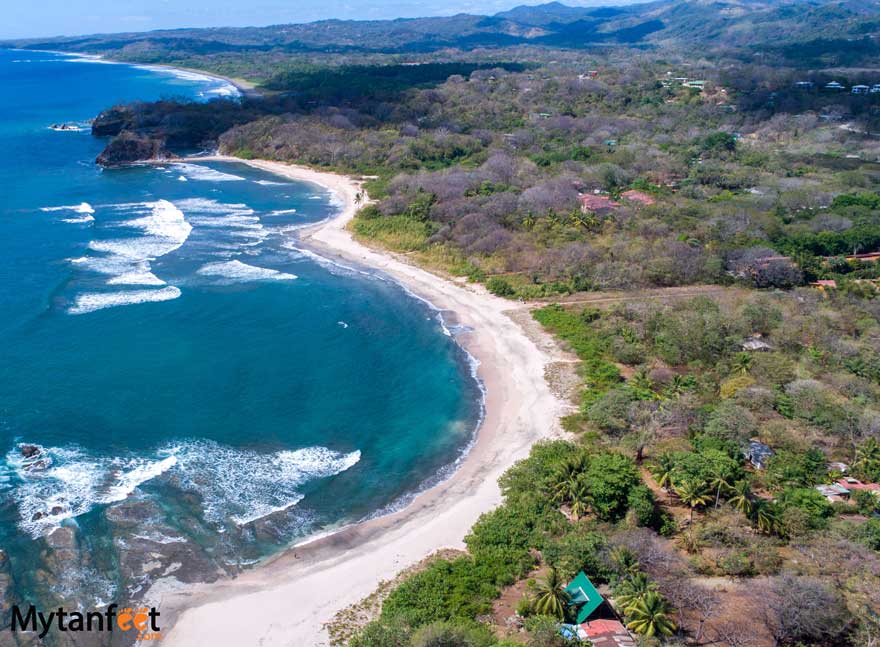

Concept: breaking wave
[[6, 445, 178, 538], [165, 441, 361, 525], [6, 440, 359, 536], [41, 202, 95, 223], [173, 163, 245, 182], [68, 286, 182, 314], [197, 260, 297, 283]]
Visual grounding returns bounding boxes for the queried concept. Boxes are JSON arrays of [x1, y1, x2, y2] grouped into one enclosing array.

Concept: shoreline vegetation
[[147, 155, 575, 647]]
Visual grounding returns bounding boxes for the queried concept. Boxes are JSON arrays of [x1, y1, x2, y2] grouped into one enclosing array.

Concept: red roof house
[[579, 194, 619, 213], [837, 477, 880, 492], [579, 619, 637, 647], [620, 190, 656, 206]]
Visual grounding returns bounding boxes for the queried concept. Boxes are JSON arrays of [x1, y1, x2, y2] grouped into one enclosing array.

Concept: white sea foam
[[41, 202, 95, 214], [175, 198, 253, 214], [73, 200, 191, 292], [197, 260, 297, 282], [103, 456, 178, 504], [255, 180, 288, 186], [68, 286, 182, 314], [166, 441, 360, 525], [7, 445, 179, 538], [173, 163, 245, 183], [267, 208, 297, 216], [61, 214, 95, 224], [281, 242, 375, 279], [106, 270, 167, 286], [132, 65, 240, 98], [126, 199, 192, 245]]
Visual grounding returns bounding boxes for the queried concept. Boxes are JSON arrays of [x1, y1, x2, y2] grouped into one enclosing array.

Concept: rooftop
[[620, 190, 656, 206], [579, 194, 619, 212], [579, 619, 637, 647]]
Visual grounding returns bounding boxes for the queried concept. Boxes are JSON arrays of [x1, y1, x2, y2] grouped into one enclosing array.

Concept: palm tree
[[733, 352, 752, 375], [551, 454, 589, 504], [609, 546, 641, 579], [666, 374, 690, 398], [626, 591, 677, 637], [728, 480, 754, 517], [568, 479, 592, 521], [629, 369, 657, 397], [651, 453, 676, 500], [753, 501, 782, 536], [532, 567, 571, 619], [854, 438, 880, 479], [354, 191, 363, 206], [615, 572, 657, 613], [709, 471, 733, 510], [674, 479, 712, 522]]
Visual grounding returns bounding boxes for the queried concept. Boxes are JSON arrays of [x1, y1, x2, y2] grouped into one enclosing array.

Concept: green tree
[[733, 352, 752, 375], [532, 568, 571, 620], [615, 572, 657, 613], [651, 452, 676, 503], [753, 501, 783, 536], [609, 546, 640, 579], [674, 479, 712, 522], [778, 488, 833, 529], [728, 480, 754, 517], [854, 437, 880, 482], [709, 468, 734, 510], [581, 452, 641, 521], [626, 591, 677, 637]]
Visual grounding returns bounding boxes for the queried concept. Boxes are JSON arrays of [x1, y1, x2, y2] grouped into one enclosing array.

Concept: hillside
[[6, 0, 880, 65]]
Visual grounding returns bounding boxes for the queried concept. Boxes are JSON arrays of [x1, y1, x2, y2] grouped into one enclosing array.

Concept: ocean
[[0, 49, 481, 611]]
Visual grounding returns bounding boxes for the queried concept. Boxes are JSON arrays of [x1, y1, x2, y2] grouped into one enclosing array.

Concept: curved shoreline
[[151, 156, 573, 647]]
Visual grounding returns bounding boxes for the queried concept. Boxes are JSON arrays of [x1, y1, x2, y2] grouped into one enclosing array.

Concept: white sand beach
[[153, 156, 573, 647]]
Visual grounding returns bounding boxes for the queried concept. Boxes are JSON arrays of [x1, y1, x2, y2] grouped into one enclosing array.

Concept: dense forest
[[18, 1, 880, 645]]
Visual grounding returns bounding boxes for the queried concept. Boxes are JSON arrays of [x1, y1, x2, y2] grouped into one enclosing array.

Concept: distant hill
[[4, 0, 880, 63]]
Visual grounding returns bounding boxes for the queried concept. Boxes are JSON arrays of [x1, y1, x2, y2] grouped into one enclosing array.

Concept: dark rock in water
[[91, 105, 134, 137], [31, 512, 42, 521], [19, 444, 40, 458], [96, 131, 172, 167], [45, 526, 77, 552], [105, 499, 162, 528], [22, 458, 51, 472]]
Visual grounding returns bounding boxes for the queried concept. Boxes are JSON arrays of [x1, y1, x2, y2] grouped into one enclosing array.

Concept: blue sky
[[4, 0, 632, 40]]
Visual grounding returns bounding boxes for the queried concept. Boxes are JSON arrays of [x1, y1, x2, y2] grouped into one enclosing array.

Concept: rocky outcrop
[[96, 132, 173, 167], [91, 106, 134, 137]]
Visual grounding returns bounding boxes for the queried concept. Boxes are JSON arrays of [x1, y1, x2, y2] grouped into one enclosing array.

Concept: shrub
[[581, 452, 641, 521], [486, 276, 515, 297], [778, 488, 834, 529], [356, 204, 383, 220], [410, 620, 496, 647], [703, 402, 756, 446], [626, 485, 657, 528], [586, 388, 634, 435]]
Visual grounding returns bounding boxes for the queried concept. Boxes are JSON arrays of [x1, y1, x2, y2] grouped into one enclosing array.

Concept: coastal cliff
[[92, 99, 256, 167]]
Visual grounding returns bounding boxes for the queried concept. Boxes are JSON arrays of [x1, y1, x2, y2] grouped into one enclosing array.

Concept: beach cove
[[0, 51, 485, 627], [150, 157, 575, 647]]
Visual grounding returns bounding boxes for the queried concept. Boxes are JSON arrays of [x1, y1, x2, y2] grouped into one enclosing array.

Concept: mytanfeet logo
[[10, 604, 161, 641]]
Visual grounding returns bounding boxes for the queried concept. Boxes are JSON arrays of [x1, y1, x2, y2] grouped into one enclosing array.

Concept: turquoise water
[[0, 50, 480, 607]]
